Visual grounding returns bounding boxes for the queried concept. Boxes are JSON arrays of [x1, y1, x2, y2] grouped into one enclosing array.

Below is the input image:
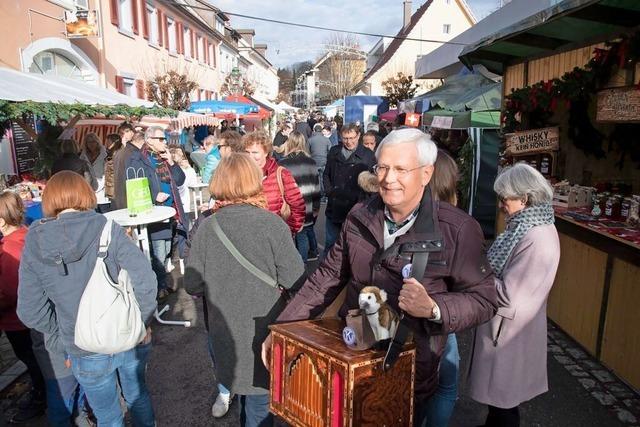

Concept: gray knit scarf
[[487, 203, 555, 278]]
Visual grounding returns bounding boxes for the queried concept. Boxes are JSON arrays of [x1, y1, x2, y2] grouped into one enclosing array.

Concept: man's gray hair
[[144, 126, 164, 141], [494, 162, 553, 206], [375, 128, 438, 166]]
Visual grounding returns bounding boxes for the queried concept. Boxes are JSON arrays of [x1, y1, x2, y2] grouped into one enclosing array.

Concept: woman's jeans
[[416, 334, 459, 427], [69, 343, 155, 427], [150, 239, 171, 291], [295, 224, 318, 262], [238, 394, 272, 427]]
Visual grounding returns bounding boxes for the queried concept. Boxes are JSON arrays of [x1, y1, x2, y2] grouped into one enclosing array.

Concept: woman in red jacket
[[0, 191, 46, 422], [242, 131, 305, 235]]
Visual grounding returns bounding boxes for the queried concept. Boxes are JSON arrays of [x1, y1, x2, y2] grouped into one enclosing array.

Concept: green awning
[[459, 0, 640, 73], [422, 109, 501, 129]]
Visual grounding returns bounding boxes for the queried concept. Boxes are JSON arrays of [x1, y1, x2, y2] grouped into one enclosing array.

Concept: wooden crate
[[270, 318, 415, 427]]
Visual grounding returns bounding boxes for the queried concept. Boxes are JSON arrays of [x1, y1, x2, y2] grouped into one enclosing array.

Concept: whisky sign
[[596, 86, 640, 122], [505, 127, 559, 156]]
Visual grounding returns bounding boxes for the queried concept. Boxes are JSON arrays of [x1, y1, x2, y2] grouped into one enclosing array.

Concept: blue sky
[[210, 0, 503, 67]]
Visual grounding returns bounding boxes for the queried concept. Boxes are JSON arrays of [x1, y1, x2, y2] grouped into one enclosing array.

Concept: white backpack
[[74, 220, 146, 354]]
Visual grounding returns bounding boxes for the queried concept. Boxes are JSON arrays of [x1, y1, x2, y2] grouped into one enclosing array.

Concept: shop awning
[[0, 67, 153, 107], [404, 73, 502, 114], [76, 112, 219, 131], [224, 95, 270, 120], [459, 0, 640, 74], [423, 109, 501, 129], [277, 101, 298, 112], [189, 100, 258, 115]]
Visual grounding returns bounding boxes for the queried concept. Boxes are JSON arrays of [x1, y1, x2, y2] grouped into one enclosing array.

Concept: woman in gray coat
[[185, 153, 305, 427], [467, 163, 560, 427]]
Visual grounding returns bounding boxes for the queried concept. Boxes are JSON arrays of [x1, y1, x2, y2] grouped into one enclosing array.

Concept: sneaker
[[211, 392, 233, 418], [11, 390, 46, 423], [307, 250, 319, 261]]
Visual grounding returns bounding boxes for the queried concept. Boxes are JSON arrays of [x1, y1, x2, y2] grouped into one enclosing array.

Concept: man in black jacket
[[323, 122, 375, 255]]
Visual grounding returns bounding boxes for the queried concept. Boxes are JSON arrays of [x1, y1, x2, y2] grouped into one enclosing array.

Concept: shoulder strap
[[98, 220, 113, 258], [276, 166, 286, 199], [210, 215, 278, 289]]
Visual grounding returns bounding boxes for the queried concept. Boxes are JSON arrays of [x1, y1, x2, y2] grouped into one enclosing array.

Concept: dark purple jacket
[[277, 188, 498, 400]]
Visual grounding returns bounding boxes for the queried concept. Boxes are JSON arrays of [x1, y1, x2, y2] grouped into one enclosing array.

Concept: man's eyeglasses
[[218, 144, 229, 148], [372, 164, 426, 177], [149, 136, 166, 141]]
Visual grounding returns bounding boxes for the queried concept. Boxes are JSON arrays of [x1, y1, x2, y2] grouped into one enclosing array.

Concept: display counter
[[549, 207, 640, 391]]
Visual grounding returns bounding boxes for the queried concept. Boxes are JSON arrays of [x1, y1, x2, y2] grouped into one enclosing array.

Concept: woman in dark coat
[[51, 139, 97, 190], [278, 131, 321, 262], [185, 153, 304, 427]]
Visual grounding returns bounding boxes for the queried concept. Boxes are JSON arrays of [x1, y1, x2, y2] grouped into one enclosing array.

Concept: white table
[[104, 206, 191, 327], [188, 182, 209, 219]]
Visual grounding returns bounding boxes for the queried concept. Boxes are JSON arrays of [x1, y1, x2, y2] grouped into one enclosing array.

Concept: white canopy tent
[[0, 67, 153, 106], [277, 101, 298, 113]]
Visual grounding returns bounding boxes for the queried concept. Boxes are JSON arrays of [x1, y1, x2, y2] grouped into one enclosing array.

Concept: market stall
[[460, 0, 640, 390]]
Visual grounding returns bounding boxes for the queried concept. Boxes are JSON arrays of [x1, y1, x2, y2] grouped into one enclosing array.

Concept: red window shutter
[[110, 0, 119, 26], [191, 31, 196, 59], [131, 0, 139, 34], [141, 3, 149, 39], [177, 22, 183, 54], [197, 90, 201, 101], [205, 90, 211, 100], [157, 10, 163, 46], [164, 16, 169, 51], [115, 76, 124, 94], [136, 80, 145, 99]]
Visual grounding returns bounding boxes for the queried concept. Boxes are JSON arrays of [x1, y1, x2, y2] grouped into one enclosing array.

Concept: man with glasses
[[127, 126, 186, 300], [322, 122, 376, 255], [268, 128, 498, 426]]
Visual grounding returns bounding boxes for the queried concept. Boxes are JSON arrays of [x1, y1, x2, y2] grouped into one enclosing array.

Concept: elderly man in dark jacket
[[266, 128, 498, 426], [323, 122, 375, 255]]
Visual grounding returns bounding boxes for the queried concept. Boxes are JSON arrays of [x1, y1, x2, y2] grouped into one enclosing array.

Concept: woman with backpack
[[16, 171, 158, 427]]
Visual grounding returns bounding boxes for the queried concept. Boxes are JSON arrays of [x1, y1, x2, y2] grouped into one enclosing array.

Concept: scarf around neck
[[487, 203, 555, 278], [144, 145, 171, 184]]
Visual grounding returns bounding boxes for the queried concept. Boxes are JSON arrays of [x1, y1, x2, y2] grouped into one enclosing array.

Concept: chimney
[[254, 43, 268, 57], [236, 29, 255, 46], [403, 0, 412, 30]]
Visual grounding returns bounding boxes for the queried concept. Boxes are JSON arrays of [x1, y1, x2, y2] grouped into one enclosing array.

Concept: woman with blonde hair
[[81, 133, 108, 208], [185, 153, 304, 426], [17, 171, 157, 426], [278, 131, 321, 262]]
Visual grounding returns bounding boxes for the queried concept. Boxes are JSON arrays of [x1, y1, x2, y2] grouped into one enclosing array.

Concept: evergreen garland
[[503, 32, 640, 160]]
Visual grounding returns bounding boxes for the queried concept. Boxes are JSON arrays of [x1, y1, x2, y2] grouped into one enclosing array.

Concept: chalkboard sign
[[596, 86, 640, 123], [11, 121, 38, 174]]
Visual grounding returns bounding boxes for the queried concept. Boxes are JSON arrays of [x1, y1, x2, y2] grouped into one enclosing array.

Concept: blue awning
[[189, 100, 258, 115]]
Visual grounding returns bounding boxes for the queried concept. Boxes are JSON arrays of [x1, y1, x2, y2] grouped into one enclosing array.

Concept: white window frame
[[146, 3, 158, 45], [183, 26, 192, 58], [118, 0, 134, 34], [215, 19, 225, 34], [442, 24, 451, 34], [167, 17, 177, 54], [208, 42, 215, 67], [200, 89, 207, 100], [122, 76, 135, 97]]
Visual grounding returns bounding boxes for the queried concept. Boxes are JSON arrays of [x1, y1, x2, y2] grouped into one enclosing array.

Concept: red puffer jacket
[[262, 157, 305, 234], [0, 227, 28, 331]]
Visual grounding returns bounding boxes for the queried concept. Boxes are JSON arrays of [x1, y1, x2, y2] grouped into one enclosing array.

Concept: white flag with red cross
[[404, 113, 421, 127]]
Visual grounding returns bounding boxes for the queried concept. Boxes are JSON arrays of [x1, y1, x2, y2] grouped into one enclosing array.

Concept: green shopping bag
[[126, 168, 153, 215]]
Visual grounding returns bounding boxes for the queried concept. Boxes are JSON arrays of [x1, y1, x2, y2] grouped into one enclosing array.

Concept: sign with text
[[431, 116, 454, 129], [505, 127, 559, 156], [65, 10, 99, 38], [596, 86, 640, 122], [10, 122, 38, 174]]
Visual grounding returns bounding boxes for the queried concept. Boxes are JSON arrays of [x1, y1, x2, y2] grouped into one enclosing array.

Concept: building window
[[208, 43, 215, 67], [147, 3, 158, 44], [442, 24, 451, 34], [123, 77, 135, 97], [29, 51, 83, 80], [215, 19, 225, 34], [118, 0, 133, 33], [444, 0, 451, 4], [200, 89, 206, 100], [184, 27, 191, 58], [167, 17, 177, 53], [197, 35, 205, 62]]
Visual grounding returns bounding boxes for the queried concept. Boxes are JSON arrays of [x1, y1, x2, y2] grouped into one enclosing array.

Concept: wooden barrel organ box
[[269, 318, 416, 427]]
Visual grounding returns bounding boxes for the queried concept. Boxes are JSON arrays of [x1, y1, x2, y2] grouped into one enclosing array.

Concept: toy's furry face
[[359, 286, 388, 314]]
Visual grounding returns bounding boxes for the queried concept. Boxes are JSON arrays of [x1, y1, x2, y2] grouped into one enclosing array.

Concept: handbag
[[125, 167, 153, 215], [275, 166, 291, 221], [74, 220, 146, 354], [211, 215, 292, 302]]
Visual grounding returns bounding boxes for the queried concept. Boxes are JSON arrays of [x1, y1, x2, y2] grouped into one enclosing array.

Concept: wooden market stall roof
[[459, 0, 640, 74]]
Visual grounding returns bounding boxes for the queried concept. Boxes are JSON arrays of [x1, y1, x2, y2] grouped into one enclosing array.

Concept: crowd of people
[[0, 113, 560, 427]]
